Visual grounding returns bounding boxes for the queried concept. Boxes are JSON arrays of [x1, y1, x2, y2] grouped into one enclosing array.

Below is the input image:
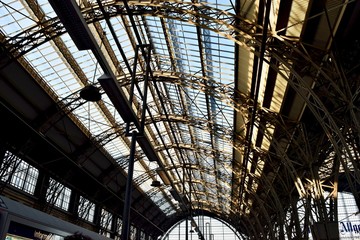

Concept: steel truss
[[0, 0, 359, 239]]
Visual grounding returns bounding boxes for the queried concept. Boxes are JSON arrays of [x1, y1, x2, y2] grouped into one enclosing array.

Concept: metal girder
[[133, 169, 156, 187], [2, 0, 360, 239], [145, 114, 234, 141], [269, 43, 360, 209], [186, 0, 223, 210], [9, 3, 176, 227], [0, 1, 260, 64], [218, 108, 334, 238]]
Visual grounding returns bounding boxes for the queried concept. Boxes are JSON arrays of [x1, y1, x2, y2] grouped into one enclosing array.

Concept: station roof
[[0, 0, 359, 238]]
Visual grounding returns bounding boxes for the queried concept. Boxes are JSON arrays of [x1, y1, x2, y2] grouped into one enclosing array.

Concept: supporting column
[[121, 131, 137, 240], [33, 172, 50, 211], [186, 217, 189, 240], [312, 222, 339, 240]]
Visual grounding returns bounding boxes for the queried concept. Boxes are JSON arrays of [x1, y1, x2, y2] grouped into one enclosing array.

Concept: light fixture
[[99, 77, 159, 162], [150, 180, 161, 187], [136, 135, 158, 162], [98, 74, 137, 124], [79, 85, 101, 102], [48, 0, 95, 50]]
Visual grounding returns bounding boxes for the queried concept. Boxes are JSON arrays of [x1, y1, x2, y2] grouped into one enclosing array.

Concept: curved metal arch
[[188, 211, 246, 240], [191, 202, 231, 219], [2, 0, 355, 238], [252, 116, 306, 195], [167, 181, 232, 207], [188, 182, 232, 205], [138, 180, 230, 218], [145, 114, 237, 148], [234, 174, 281, 238], [106, 1, 360, 198], [148, 71, 251, 113], [134, 163, 229, 202], [156, 142, 231, 158], [133, 168, 157, 187], [145, 112, 230, 131], [142, 110, 281, 172], [189, 190, 226, 205], [141, 188, 179, 216], [2, 0, 347, 164], [192, 179, 231, 193], [159, 217, 192, 240], [246, 115, 340, 238], [267, 46, 360, 203], [143, 110, 250, 159], [153, 143, 235, 181], [183, 161, 287, 234], [1, 0, 262, 60], [220, 114, 308, 237], [115, 72, 250, 152], [37, 82, 248, 225], [104, 5, 359, 221], [152, 195, 174, 210], [34, 91, 93, 135], [245, 172, 292, 238], [36, 91, 142, 166], [242, 189, 277, 239], [164, 163, 232, 182], [146, 108, 306, 234], [27, 84, 138, 170], [1, 1, 267, 170], [177, 104, 310, 236]]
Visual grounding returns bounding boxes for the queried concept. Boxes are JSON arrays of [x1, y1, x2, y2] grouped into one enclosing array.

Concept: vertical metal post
[[140, 45, 151, 134], [202, 215, 205, 240], [208, 222, 211, 240], [205, 222, 208, 240], [121, 131, 137, 240], [129, 45, 139, 107], [126, 45, 140, 135], [186, 217, 189, 240], [121, 44, 151, 239]]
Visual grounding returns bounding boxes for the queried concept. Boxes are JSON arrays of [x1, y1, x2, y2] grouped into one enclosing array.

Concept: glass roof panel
[[0, 0, 243, 223], [3, 0, 347, 237], [204, 0, 235, 12], [106, 17, 135, 75], [25, 42, 81, 93], [0, 1, 35, 35], [37, 0, 56, 18]]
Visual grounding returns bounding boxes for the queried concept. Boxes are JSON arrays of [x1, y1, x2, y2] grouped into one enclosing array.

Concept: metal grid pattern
[[1, 0, 359, 239]]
